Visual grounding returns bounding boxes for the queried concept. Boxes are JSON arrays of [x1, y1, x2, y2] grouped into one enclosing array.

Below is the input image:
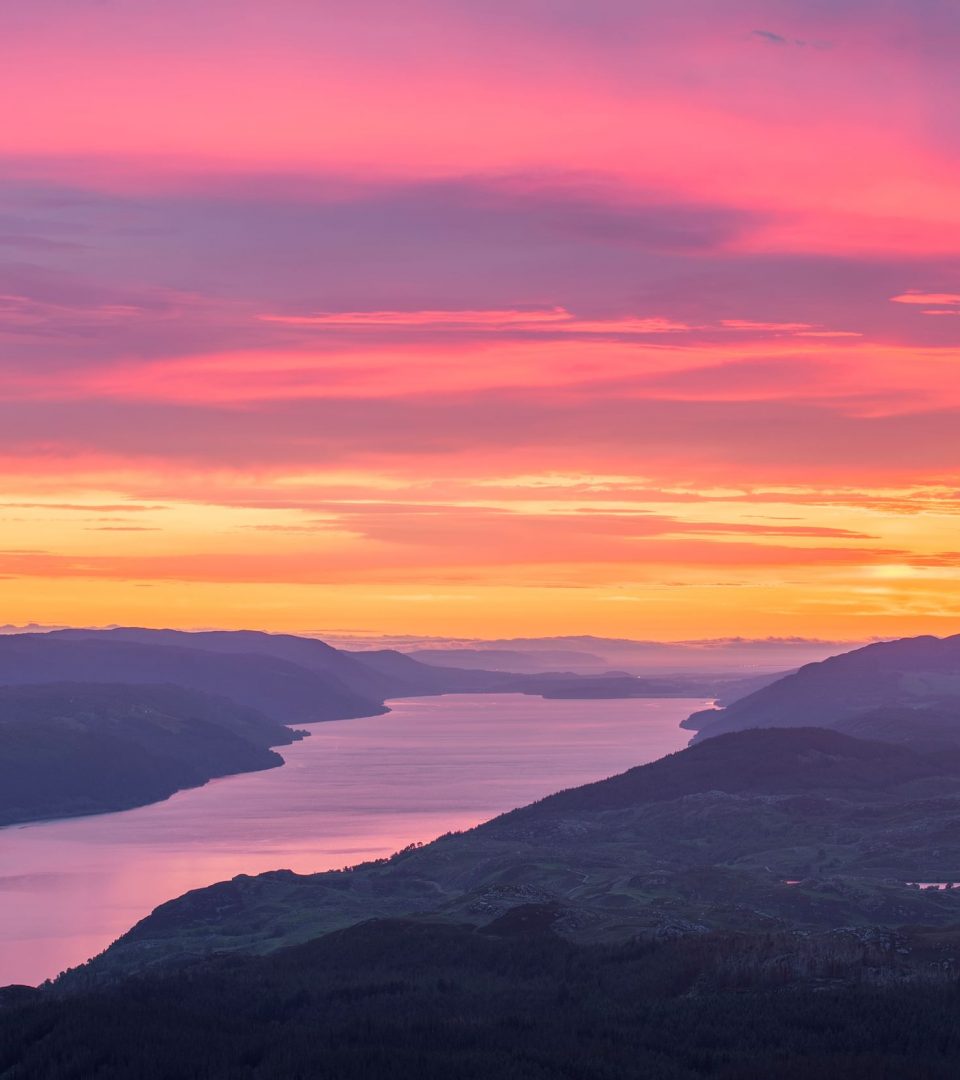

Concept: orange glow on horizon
[[3, 1, 960, 639]]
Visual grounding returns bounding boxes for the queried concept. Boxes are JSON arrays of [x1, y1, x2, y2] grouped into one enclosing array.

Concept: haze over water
[[0, 694, 698, 987]]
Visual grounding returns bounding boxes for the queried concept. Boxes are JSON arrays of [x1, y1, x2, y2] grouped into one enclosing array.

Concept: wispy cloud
[[258, 308, 692, 335], [749, 29, 831, 49], [751, 29, 789, 46], [0, 0, 956, 637], [890, 291, 960, 307]]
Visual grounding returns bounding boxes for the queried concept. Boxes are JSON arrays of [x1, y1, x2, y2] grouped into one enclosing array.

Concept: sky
[[2, 0, 959, 639]]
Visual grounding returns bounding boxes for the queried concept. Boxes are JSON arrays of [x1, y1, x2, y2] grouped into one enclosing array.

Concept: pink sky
[[1, 0, 959, 638]]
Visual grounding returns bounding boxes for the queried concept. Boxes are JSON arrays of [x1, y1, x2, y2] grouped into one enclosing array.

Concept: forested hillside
[[0, 683, 301, 825]]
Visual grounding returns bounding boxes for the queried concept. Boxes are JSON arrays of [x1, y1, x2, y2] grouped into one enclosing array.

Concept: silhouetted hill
[[0, 683, 299, 825], [343, 646, 517, 692], [0, 634, 384, 723], [687, 635, 960, 745], [45, 628, 586, 697], [45, 627, 710, 700], [51, 627, 423, 701]]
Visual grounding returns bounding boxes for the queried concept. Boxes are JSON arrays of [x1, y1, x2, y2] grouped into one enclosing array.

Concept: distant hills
[[0, 632, 383, 725], [42, 627, 782, 698], [686, 634, 960, 747], [11, 625, 957, 839], [40, 627, 707, 703], [0, 626, 940, 832], [408, 646, 605, 672], [348, 633, 861, 675], [7, 626, 769, 716], [48, 627, 510, 701], [0, 626, 744, 827]]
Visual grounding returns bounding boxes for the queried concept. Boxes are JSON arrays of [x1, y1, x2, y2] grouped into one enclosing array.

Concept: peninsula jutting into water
[[0, 692, 697, 986]]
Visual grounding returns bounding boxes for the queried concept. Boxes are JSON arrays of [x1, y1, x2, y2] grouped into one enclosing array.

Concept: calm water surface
[[0, 694, 699, 986]]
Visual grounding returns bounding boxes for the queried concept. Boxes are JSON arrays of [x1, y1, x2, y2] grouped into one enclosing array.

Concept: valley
[[0, 694, 695, 987]]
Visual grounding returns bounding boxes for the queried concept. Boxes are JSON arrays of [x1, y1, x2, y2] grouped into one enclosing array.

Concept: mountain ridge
[[687, 633, 960, 745]]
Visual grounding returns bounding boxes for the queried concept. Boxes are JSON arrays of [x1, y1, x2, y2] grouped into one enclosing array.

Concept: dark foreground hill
[[9, 727, 960, 1076], [67, 728, 960, 983], [0, 683, 301, 826], [685, 634, 960, 745], [4, 917, 960, 1080]]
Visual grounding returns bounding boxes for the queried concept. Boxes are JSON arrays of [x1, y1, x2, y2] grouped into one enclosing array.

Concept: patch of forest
[[4, 916, 960, 1079]]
